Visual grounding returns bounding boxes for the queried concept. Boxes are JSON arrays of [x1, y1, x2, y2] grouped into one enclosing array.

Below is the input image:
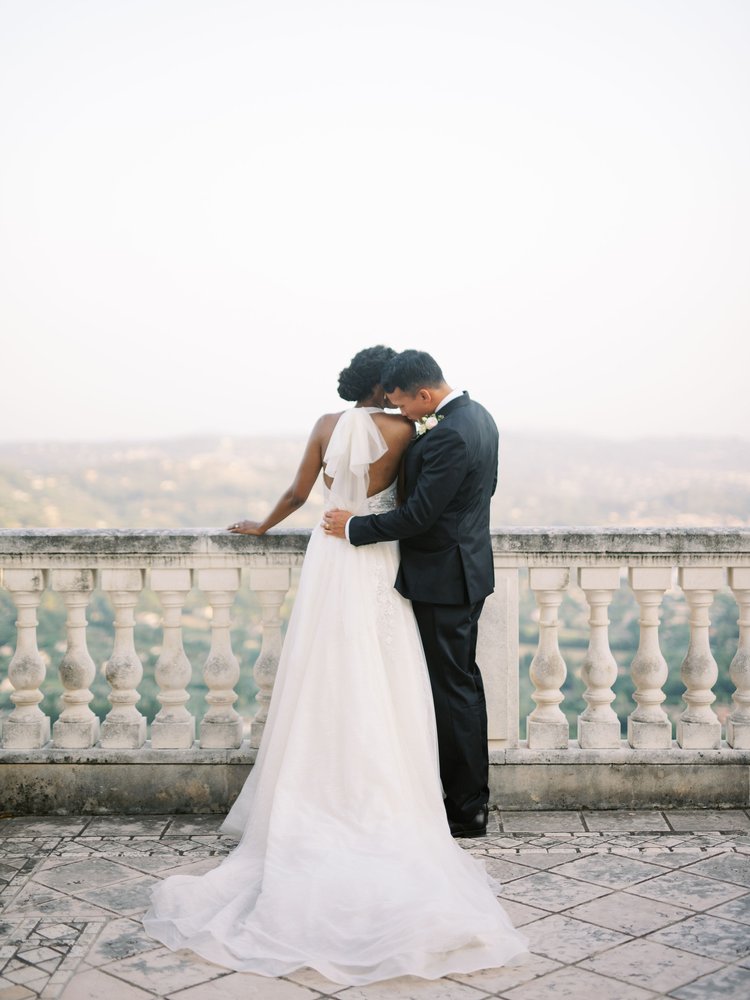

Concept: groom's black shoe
[[449, 805, 488, 839]]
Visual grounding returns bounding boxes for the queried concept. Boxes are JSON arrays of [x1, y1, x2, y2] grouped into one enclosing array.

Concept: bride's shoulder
[[372, 411, 412, 428], [372, 411, 414, 442], [313, 411, 346, 433]]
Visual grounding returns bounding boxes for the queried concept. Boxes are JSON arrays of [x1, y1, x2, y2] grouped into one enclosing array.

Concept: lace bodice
[[367, 481, 397, 513]]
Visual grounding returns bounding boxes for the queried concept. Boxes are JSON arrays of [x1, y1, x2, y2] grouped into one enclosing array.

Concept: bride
[[142, 345, 529, 985]]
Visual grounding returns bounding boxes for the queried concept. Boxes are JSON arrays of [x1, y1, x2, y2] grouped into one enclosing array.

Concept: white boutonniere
[[415, 413, 444, 436]]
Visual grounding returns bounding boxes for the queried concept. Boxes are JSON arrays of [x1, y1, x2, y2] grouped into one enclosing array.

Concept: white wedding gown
[[143, 407, 528, 985]]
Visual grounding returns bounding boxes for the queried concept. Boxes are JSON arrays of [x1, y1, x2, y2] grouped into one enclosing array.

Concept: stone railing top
[[491, 526, 750, 567], [0, 526, 749, 569]]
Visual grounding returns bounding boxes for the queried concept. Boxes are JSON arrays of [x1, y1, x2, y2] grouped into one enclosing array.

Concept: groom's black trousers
[[411, 599, 489, 823]]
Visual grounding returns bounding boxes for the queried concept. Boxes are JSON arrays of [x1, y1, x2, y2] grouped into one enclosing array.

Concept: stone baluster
[[1, 569, 50, 748], [50, 569, 99, 748], [99, 569, 147, 749], [150, 568, 196, 749], [577, 567, 622, 748], [527, 568, 570, 749], [627, 567, 673, 749], [677, 567, 723, 749], [196, 568, 243, 748], [248, 566, 291, 749], [727, 568, 750, 749]]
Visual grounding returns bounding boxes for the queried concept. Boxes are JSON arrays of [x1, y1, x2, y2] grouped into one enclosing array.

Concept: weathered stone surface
[[0, 762, 251, 814], [2, 526, 749, 567], [2, 746, 748, 813]]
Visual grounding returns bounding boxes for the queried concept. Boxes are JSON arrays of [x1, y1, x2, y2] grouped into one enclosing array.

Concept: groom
[[324, 350, 498, 838]]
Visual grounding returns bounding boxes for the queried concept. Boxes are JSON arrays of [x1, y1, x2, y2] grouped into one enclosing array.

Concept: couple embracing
[[143, 348, 528, 985]]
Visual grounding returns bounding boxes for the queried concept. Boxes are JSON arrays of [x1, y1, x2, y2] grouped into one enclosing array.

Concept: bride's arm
[[228, 417, 328, 535]]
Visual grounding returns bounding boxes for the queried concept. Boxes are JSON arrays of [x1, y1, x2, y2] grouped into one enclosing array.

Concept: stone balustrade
[[1, 527, 750, 813]]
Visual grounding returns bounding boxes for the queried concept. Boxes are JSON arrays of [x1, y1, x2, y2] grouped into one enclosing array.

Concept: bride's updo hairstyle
[[337, 345, 396, 402]]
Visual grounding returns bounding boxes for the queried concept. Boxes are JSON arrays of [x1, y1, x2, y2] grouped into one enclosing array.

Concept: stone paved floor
[[1, 810, 750, 1000]]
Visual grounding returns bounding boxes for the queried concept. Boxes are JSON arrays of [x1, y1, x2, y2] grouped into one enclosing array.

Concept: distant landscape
[[1, 432, 748, 732], [1, 431, 748, 530]]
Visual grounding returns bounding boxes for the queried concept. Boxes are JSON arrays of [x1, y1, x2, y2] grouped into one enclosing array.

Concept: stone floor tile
[[581, 938, 722, 993], [630, 834, 691, 848], [501, 965, 656, 1000], [150, 857, 223, 879], [58, 967, 158, 999], [707, 892, 750, 925], [680, 835, 743, 852], [549, 853, 666, 889], [33, 858, 141, 893], [483, 858, 540, 884], [72, 873, 160, 916], [284, 966, 350, 992], [333, 977, 491, 999], [670, 963, 750, 1000], [494, 899, 550, 928], [104, 946, 227, 994], [626, 868, 746, 911], [3, 963, 47, 987], [501, 852, 583, 871], [0, 985, 37, 999], [163, 817, 226, 836], [5, 885, 114, 919], [167, 972, 323, 998], [0, 818, 89, 839], [445, 955, 560, 993], [647, 912, 750, 963], [682, 852, 750, 887], [567, 890, 693, 935], [633, 850, 725, 870], [521, 912, 630, 963], [500, 813, 586, 834], [557, 835, 611, 851], [480, 836, 525, 850], [14, 944, 59, 964], [486, 812, 502, 835], [82, 916, 163, 966], [666, 810, 750, 832], [75, 854, 173, 876], [82, 817, 173, 838], [582, 811, 670, 833], [497, 870, 610, 912]]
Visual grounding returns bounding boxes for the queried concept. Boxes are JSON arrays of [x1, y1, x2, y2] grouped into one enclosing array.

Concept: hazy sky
[[1, 0, 748, 442]]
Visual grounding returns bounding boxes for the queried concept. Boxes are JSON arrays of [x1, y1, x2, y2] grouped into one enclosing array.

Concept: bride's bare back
[[319, 409, 413, 496], [227, 407, 413, 535]]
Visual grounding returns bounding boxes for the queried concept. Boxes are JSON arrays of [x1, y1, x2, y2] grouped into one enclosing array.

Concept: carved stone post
[[50, 569, 99, 749], [150, 568, 196, 749], [727, 568, 750, 749], [479, 566, 521, 750], [248, 566, 291, 749], [627, 567, 673, 749], [1, 569, 50, 748], [577, 567, 622, 748], [196, 568, 243, 749], [100, 568, 147, 749], [527, 567, 570, 749], [677, 567, 723, 749]]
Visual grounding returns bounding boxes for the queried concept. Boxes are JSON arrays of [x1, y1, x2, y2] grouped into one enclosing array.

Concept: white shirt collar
[[435, 389, 464, 413]]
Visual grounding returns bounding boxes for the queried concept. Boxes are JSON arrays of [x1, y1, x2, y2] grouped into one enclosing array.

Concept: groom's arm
[[346, 429, 469, 546]]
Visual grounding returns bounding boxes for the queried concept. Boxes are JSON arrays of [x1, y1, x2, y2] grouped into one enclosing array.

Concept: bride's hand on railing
[[228, 520, 265, 535]]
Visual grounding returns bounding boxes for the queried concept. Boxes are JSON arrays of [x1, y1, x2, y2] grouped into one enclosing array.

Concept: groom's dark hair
[[382, 350, 445, 394]]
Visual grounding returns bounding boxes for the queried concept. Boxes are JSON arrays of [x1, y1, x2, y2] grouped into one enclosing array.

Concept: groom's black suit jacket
[[348, 392, 499, 605]]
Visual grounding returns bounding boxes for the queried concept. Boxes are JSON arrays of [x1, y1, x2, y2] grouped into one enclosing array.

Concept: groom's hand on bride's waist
[[323, 509, 352, 540]]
